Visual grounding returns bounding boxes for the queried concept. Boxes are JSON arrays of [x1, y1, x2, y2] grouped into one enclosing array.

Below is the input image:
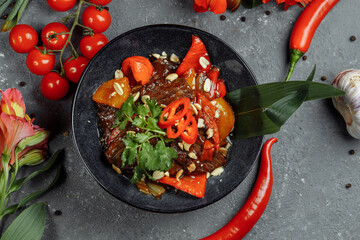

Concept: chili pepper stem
[[285, 48, 304, 82]]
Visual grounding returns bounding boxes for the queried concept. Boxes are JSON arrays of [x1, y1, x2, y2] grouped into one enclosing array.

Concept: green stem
[[58, 0, 86, 77], [285, 48, 304, 82], [0, 154, 10, 215]]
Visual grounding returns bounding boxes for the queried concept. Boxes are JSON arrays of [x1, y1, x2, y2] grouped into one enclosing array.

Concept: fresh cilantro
[[114, 95, 178, 183]]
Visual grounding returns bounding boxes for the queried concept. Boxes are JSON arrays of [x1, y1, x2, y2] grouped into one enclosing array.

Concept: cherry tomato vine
[[8, 0, 112, 100]]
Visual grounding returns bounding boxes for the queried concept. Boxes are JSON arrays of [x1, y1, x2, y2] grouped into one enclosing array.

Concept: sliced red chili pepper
[[176, 35, 211, 76], [166, 110, 192, 139], [121, 56, 153, 85], [201, 138, 277, 240], [200, 140, 215, 161], [158, 174, 207, 198], [197, 92, 216, 118], [158, 98, 191, 129], [216, 79, 226, 98], [180, 114, 198, 145]]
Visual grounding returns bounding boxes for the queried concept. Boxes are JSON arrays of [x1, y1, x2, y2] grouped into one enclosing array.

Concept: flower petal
[[193, 0, 211, 12], [0, 89, 26, 118], [209, 0, 227, 14]]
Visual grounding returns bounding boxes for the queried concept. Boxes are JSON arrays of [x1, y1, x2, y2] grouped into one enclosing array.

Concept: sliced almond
[[113, 82, 124, 95], [132, 92, 140, 102], [225, 142, 231, 150], [164, 171, 170, 177], [219, 147, 228, 156], [178, 142, 184, 150], [211, 167, 224, 176], [199, 56, 210, 69], [166, 73, 178, 82], [160, 104, 167, 108], [152, 171, 165, 180], [190, 104, 198, 115], [114, 69, 124, 79], [187, 163, 196, 173], [203, 78, 211, 92], [206, 172, 211, 179], [141, 95, 150, 104], [152, 53, 160, 59], [176, 169, 183, 179], [215, 110, 220, 119], [188, 152, 197, 159], [183, 141, 191, 151], [112, 164, 122, 174], [161, 51, 167, 57], [206, 128, 214, 139], [194, 103, 202, 111], [210, 100, 217, 106], [170, 53, 180, 63], [197, 118, 205, 128]]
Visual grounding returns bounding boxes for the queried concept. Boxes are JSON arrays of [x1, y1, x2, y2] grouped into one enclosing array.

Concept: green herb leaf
[[0, 203, 46, 240], [137, 104, 149, 117], [226, 67, 345, 139], [132, 116, 146, 128], [121, 148, 137, 167], [131, 165, 147, 183], [153, 141, 176, 171], [138, 142, 158, 167], [135, 132, 152, 143], [116, 95, 136, 119], [146, 99, 162, 118], [146, 117, 163, 133]]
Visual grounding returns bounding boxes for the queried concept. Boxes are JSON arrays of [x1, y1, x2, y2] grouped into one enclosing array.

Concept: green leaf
[[121, 147, 137, 167], [1, 167, 61, 218], [242, 0, 263, 9], [1, 0, 29, 32], [116, 118, 128, 130], [306, 65, 316, 82], [122, 134, 137, 148], [137, 104, 149, 117], [116, 95, 136, 120], [132, 116, 146, 128], [146, 117, 163, 132], [7, 150, 60, 195], [153, 141, 176, 171], [135, 132, 152, 144], [138, 142, 158, 168], [0, 0, 12, 16], [226, 76, 345, 139], [0, 203, 46, 240], [146, 99, 162, 118], [131, 165, 146, 183]]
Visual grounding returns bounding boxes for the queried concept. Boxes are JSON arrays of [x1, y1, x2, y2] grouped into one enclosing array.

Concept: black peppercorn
[[302, 55, 307, 61], [350, 36, 356, 42], [220, 15, 226, 21], [55, 210, 62, 216], [240, 17, 246, 22], [265, 11, 270, 15], [345, 183, 352, 189], [19, 81, 26, 87], [349, 149, 355, 155], [321, 76, 327, 81]]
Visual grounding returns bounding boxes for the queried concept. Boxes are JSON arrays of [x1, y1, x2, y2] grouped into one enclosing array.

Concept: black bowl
[[72, 24, 263, 213]]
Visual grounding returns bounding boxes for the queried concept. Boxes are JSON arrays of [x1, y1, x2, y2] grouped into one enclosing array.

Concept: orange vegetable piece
[[158, 174, 207, 198], [184, 68, 196, 89], [121, 56, 153, 85], [213, 98, 235, 141], [92, 77, 131, 108]]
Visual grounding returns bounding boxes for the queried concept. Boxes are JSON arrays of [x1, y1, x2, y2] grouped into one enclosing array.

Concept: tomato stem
[[58, 0, 88, 77]]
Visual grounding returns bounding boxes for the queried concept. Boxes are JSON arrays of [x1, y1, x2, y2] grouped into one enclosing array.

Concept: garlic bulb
[[332, 69, 360, 139]]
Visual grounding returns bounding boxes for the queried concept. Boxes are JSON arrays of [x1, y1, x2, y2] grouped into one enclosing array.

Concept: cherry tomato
[[64, 56, 89, 83], [41, 22, 69, 50], [88, 0, 112, 5], [47, 0, 76, 12], [26, 47, 55, 75], [9, 24, 38, 53], [40, 72, 69, 100], [82, 6, 111, 33], [79, 33, 109, 59]]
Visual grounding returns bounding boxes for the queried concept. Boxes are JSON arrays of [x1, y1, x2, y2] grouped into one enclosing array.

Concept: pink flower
[[0, 89, 36, 168]]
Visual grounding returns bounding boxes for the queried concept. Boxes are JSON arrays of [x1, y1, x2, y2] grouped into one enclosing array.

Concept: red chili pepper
[[158, 174, 207, 198], [121, 56, 153, 85], [166, 110, 192, 139], [176, 35, 211, 76], [180, 114, 198, 144], [285, 0, 339, 81], [200, 140, 215, 161], [158, 98, 191, 129], [201, 138, 278, 240]]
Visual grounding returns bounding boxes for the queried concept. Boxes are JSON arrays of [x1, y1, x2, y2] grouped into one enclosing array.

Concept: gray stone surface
[[0, 0, 359, 239]]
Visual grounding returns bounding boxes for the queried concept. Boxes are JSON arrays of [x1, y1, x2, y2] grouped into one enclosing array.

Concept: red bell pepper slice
[[197, 92, 220, 151], [166, 110, 192, 139], [216, 78, 226, 98], [121, 56, 153, 85], [180, 114, 198, 145], [204, 67, 220, 100], [158, 174, 207, 198], [158, 98, 191, 129], [200, 140, 215, 161], [176, 35, 211, 76]]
